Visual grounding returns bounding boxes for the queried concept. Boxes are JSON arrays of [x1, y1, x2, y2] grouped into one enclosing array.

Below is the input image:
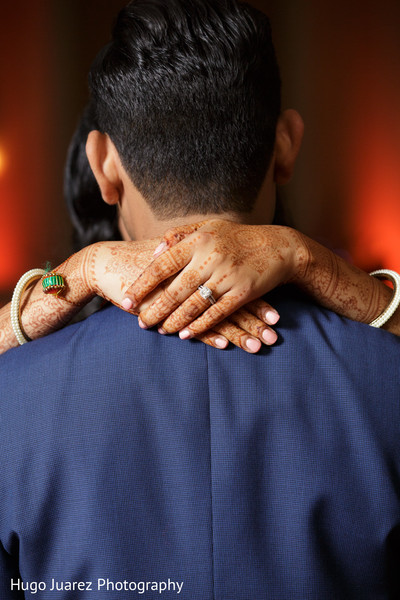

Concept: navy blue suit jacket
[[1, 289, 400, 599]]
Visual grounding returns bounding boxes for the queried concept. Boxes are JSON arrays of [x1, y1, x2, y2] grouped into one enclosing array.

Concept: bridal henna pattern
[[53, 251, 93, 305], [298, 235, 392, 324], [128, 242, 194, 306], [160, 291, 227, 333], [128, 218, 399, 341], [128, 220, 292, 336], [0, 310, 15, 353], [101, 244, 155, 293], [166, 293, 243, 335], [0, 240, 161, 353], [0, 279, 79, 353], [2, 221, 398, 356], [139, 271, 205, 329], [163, 220, 208, 246], [218, 220, 291, 267], [87, 240, 160, 302], [181, 269, 202, 290]]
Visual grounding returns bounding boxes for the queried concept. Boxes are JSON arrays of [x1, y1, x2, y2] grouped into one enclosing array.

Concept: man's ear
[[273, 109, 304, 185], [86, 130, 122, 205]]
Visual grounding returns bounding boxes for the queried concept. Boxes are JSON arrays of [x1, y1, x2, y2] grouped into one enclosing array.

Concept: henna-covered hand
[[84, 240, 267, 353], [0, 240, 160, 354], [122, 220, 302, 344], [3, 221, 396, 357], [0, 236, 273, 355], [123, 218, 400, 342]]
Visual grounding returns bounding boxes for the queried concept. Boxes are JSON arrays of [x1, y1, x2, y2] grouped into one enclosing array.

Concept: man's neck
[[118, 173, 276, 242], [126, 212, 255, 242]]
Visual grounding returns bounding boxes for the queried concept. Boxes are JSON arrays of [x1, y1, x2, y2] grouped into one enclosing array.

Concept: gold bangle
[[10, 269, 46, 345], [369, 269, 400, 328]]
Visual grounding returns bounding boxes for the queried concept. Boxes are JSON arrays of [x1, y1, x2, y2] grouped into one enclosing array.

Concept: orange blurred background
[[1, 0, 400, 303]]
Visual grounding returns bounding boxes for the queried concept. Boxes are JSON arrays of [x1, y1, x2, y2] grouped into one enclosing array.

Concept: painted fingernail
[[215, 337, 228, 349], [153, 241, 167, 257], [138, 317, 148, 329], [246, 338, 261, 353], [265, 310, 280, 325], [179, 329, 192, 340], [262, 329, 278, 345], [122, 298, 133, 311]]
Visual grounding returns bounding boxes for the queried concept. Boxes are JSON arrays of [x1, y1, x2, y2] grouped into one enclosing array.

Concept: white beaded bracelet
[[10, 269, 46, 345], [369, 269, 400, 328]]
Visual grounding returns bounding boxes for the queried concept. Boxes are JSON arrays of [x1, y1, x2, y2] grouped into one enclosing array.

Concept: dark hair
[[88, 0, 281, 218], [64, 104, 121, 251]]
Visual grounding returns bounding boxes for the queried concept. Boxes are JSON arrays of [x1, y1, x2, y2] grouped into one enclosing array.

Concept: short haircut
[[89, 0, 281, 218]]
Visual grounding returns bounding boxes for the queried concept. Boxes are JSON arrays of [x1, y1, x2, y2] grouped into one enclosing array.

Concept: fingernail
[[122, 298, 133, 311], [153, 241, 167, 257], [265, 310, 280, 325], [262, 329, 278, 345], [158, 327, 167, 335], [138, 317, 148, 329], [246, 338, 261, 353], [179, 329, 192, 340], [215, 337, 228, 349]]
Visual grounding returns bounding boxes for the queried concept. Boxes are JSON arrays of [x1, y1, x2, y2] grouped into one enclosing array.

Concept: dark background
[[1, 0, 400, 302]]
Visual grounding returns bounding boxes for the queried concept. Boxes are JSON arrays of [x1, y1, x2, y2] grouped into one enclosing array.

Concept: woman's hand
[[88, 239, 281, 353], [122, 220, 304, 341], [0, 236, 280, 355], [0, 240, 160, 354], [122, 218, 400, 340], [3, 219, 398, 357]]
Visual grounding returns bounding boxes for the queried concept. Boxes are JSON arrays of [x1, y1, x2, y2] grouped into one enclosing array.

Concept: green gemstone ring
[[42, 272, 66, 295]]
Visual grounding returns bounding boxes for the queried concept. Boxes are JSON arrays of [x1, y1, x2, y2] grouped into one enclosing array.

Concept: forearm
[[0, 239, 159, 355], [0, 247, 94, 353], [292, 231, 399, 334]]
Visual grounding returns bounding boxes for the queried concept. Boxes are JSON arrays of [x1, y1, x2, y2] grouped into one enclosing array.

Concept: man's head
[[86, 0, 303, 239]]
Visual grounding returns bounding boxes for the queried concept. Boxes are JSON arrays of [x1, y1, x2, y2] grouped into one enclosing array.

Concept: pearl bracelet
[[369, 269, 400, 328], [10, 269, 46, 345]]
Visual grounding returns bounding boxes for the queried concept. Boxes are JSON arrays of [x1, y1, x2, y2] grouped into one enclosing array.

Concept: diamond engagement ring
[[198, 285, 216, 305]]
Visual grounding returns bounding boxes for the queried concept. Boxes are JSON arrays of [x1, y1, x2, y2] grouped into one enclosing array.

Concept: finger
[[212, 320, 262, 354], [159, 286, 219, 333], [229, 308, 278, 346], [194, 330, 229, 349], [139, 246, 230, 328], [140, 285, 211, 329], [124, 242, 193, 307], [177, 292, 242, 338], [163, 220, 209, 247], [123, 277, 172, 315], [139, 267, 213, 328], [246, 298, 280, 326], [156, 318, 229, 350]]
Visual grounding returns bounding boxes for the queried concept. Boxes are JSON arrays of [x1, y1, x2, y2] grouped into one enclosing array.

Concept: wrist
[[282, 228, 311, 285], [13, 248, 99, 346], [55, 246, 97, 303]]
